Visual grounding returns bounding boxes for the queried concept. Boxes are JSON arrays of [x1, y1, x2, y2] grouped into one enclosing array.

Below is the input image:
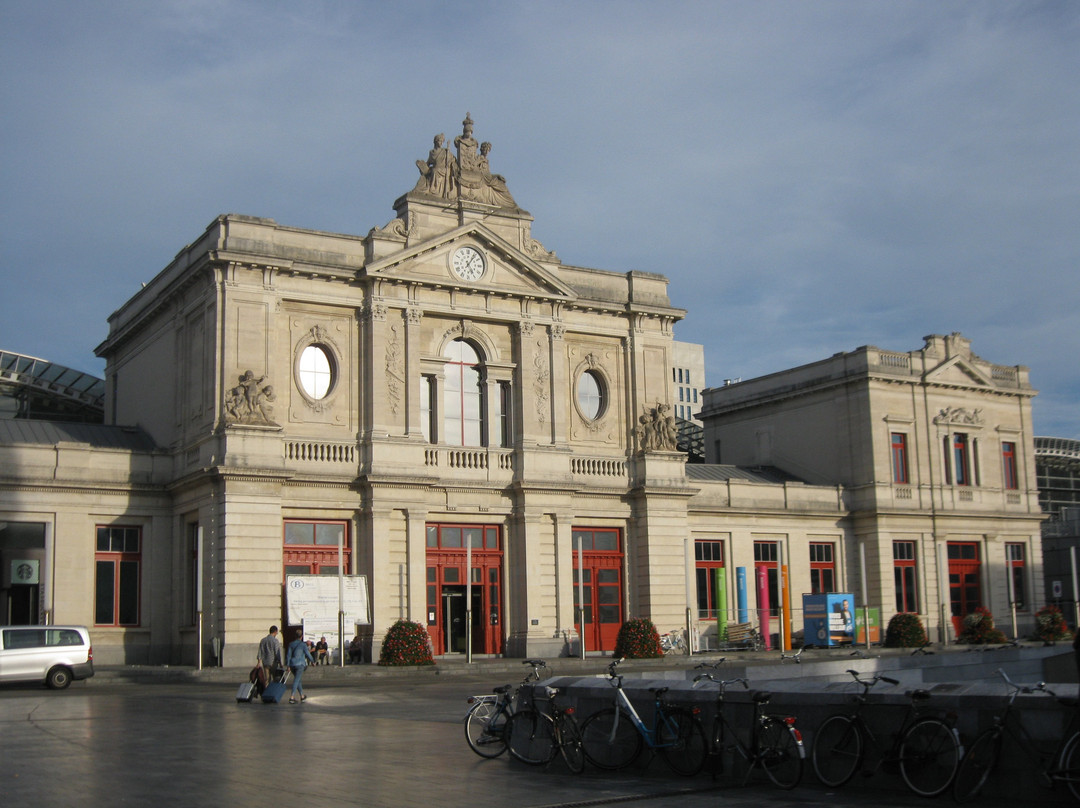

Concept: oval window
[[298, 344, 334, 400], [577, 370, 605, 421]]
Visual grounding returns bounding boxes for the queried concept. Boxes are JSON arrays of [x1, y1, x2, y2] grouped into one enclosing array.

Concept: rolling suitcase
[[261, 669, 290, 704], [236, 681, 257, 702]]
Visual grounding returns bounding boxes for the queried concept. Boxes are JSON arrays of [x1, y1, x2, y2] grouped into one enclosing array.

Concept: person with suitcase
[[257, 625, 283, 683], [285, 630, 314, 704]]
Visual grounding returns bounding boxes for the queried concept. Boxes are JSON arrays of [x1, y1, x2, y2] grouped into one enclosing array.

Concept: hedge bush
[[613, 617, 663, 659], [1032, 604, 1071, 644], [884, 612, 929, 648], [956, 606, 1008, 645], [377, 619, 435, 666]]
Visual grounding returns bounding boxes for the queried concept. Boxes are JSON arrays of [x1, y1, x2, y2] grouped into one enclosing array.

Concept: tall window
[[809, 542, 836, 593], [953, 433, 971, 485], [443, 340, 483, 446], [753, 541, 780, 616], [1002, 442, 1018, 490], [893, 541, 919, 613], [695, 540, 725, 620], [1006, 543, 1026, 609], [497, 380, 512, 448], [95, 525, 141, 626], [420, 375, 435, 443], [891, 433, 909, 484]]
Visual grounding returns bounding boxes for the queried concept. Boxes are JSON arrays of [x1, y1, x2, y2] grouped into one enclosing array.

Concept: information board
[[286, 574, 370, 627]]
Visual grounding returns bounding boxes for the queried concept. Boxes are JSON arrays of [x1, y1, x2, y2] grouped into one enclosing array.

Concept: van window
[[3, 629, 47, 649], [49, 629, 84, 646]]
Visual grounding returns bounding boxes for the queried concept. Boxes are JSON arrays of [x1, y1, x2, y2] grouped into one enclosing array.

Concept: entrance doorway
[[426, 524, 503, 656], [6, 585, 39, 624], [948, 542, 981, 636], [572, 528, 623, 653]]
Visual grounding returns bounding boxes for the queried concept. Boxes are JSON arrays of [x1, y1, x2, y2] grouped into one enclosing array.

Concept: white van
[[0, 626, 94, 689]]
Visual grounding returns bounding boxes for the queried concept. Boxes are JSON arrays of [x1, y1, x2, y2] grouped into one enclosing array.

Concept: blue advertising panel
[[802, 592, 856, 646]]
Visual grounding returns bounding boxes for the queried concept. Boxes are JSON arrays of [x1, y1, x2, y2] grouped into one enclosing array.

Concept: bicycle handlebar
[[845, 669, 899, 688], [692, 673, 749, 691], [997, 667, 1054, 697]]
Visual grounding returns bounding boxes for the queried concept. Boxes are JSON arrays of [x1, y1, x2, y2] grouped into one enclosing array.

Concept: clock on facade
[[451, 246, 486, 281]]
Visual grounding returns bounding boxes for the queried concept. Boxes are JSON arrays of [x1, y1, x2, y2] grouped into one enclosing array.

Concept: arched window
[[443, 339, 483, 446]]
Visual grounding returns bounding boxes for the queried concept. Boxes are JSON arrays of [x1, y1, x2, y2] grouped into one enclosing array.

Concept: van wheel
[[46, 666, 73, 690]]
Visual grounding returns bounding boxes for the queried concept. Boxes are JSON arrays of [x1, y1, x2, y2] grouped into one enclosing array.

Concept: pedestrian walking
[[286, 630, 314, 704], [257, 625, 283, 682]]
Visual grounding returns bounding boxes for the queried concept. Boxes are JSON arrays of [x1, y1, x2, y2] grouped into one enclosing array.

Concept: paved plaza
[[0, 663, 1070, 808]]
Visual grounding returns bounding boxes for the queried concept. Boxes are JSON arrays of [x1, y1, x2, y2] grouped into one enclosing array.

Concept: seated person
[[348, 634, 364, 664], [315, 636, 329, 665]]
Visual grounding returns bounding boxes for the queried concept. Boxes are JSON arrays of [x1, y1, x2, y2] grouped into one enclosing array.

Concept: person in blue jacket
[[286, 631, 314, 704]]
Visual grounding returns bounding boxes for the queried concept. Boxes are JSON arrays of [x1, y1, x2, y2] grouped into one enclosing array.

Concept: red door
[[425, 525, 503, 656], [948, 542, 981, 636], [572, 528, 623, 653]]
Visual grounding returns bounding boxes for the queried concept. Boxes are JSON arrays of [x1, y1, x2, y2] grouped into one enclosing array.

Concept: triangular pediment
[[364, 223, 577, 301], [924, 355, 994, 387]]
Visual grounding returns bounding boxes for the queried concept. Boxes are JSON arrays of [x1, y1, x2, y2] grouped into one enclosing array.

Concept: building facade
[[0, 120, 1049, 664], [699, 333, 1046, 641]]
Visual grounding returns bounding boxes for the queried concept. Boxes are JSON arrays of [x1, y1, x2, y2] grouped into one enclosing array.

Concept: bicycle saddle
[[908, 689, 932, 701], [493, 684, 512, 694], [752, 691, 773, 703], [649, 686, 669, 696]]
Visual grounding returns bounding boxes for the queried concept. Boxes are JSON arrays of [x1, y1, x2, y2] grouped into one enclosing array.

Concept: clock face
[[451, 246, 485, 281]]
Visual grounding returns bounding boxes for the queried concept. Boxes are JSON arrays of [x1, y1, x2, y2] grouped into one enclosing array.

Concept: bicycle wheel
[[811, 714, 862, 787], [580, 708, 643, 770], [505, 709, 556, 765], [556, 711, 586, 774], [759, 717, 804, 790], [657, 708, 707, 776], [1057, 729, 1080, 802], [898, 717, 961, 797], [952, 728, 1001, 803], [464, 700, 509, 758]]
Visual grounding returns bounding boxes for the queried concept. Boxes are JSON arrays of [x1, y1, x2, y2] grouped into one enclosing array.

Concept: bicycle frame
[[988, 670, 1080, 786], [604, 676, 685, 750]]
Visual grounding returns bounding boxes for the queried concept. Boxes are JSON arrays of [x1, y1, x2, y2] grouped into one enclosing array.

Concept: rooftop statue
[[413, 113, 519, 210]]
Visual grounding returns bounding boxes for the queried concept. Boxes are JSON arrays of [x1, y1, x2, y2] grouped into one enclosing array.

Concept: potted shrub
[[1032, 604, 1071, 644], [613, 617, 664, 659], [377, 619, 435, 666], [956, 607, 1008, 644], [884, 612, 929, 648]]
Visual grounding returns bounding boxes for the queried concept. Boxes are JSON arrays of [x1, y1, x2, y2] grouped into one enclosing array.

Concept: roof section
[[685, 464, 806, 484], [0, 420, 157, 452], [0, 349, 105, 420]]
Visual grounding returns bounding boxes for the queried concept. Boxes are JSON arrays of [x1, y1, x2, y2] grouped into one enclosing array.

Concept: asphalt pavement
[[0, 661, 1068, 808]]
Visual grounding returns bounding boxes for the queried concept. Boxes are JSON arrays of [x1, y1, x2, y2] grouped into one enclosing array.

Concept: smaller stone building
[[699, 333, 1045, 640]]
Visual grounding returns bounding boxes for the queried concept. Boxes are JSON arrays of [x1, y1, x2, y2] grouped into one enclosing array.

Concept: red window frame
[[952, 433, 971, 486], [809, 542, 836, 594], [947, 541, 981, 620], [1006, 542, 1026, 609], [424, 524, 503, 656], [893, 541, 919, 613], [694, 540, 725, 619], [753, 541, 780, 616], [282, 520, 351, 577], [95, 525, 141, 626], [1002, 442, 1018, 490], [891, 433, 909, 484]]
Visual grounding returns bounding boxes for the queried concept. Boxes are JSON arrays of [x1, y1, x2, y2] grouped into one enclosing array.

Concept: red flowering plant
[[1032, 604, 1071, 644], [884, 612, 929, 648], [613, 617, 664, 659], [956, 606, 1008, 645], [377, 619, 435, 666]]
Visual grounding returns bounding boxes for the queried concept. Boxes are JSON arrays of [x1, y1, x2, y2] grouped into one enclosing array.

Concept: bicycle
[[691, 665, 805, 789], [660, 628, 687, 655], [463, 658, 547, 758], [810, 668, 962, 797], [579, 658, 708, 775], [953, 668, 1080, 803], [504, 685, 586, 773]]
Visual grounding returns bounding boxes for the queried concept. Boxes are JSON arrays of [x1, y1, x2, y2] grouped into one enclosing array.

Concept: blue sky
[[2, 1, 1078, 437]]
